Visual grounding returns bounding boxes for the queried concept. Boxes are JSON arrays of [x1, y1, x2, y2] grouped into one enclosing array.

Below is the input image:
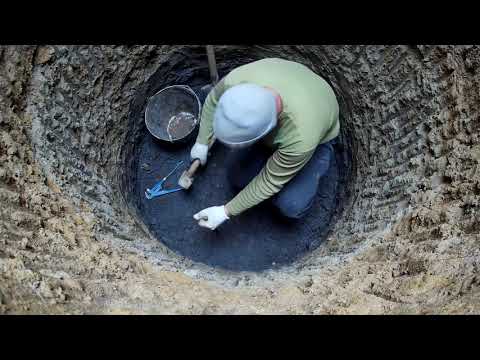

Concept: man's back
[[225, 58, 340, 152], [195, 58, 341, 216]]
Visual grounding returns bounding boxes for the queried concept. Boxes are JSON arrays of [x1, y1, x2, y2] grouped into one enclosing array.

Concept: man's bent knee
[[274, 200, 311, 220]]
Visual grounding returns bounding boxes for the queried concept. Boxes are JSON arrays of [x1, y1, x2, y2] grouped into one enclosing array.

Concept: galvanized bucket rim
[[144, 84, 202, 143]]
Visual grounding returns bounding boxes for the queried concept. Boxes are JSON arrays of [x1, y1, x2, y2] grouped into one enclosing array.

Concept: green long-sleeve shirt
[[196, 58, 340, 216]]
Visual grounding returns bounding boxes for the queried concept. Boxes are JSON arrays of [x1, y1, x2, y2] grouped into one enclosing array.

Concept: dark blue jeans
[[226, 139, 335, 219]]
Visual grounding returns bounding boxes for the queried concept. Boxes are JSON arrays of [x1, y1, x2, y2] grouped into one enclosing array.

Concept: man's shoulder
[[227, 58, 297, 80], [275, 112, 318, 154]]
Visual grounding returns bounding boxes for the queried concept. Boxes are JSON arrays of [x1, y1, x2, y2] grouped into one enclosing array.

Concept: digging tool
[[178, 137, 215, 190], [200, 45, 219, 98], [145, 161, 185, 199], [178, 46, 219, 190], [206, 45, 219, 85], [177, 158, 201, 190]]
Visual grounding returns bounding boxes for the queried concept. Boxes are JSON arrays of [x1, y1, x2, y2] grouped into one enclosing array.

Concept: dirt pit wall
[[0, 45, 479, 314]]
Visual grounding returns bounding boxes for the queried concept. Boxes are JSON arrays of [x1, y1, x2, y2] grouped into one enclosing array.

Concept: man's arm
[[225, 148, 315, 216], [196, 79, 226, 146]]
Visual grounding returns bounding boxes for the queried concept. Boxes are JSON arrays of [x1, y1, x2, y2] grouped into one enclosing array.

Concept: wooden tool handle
[[206, 45, 219, 85], [187, 159, 201, 177]]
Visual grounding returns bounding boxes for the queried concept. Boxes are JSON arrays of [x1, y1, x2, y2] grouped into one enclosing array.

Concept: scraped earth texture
[[1, 45, 479, 314]]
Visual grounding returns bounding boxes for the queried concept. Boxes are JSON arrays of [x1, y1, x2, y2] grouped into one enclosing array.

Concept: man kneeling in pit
[[191, 58, 340, 230]]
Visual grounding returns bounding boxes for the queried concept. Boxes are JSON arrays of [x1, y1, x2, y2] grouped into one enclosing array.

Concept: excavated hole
[[26, 45, 389, 284], [7, 44, 479, 312], [120, 47, 353, 271]]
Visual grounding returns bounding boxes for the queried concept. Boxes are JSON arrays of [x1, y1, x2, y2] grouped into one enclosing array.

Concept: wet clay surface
[[134, 133, 339, 271]]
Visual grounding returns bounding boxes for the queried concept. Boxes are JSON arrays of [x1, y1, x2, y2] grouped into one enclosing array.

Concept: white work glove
[[190, 142, 209, 166], [193, 205, 230, 230]]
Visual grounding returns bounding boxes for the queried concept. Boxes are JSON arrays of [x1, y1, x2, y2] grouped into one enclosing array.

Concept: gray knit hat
[[213, 83, 277, 147]]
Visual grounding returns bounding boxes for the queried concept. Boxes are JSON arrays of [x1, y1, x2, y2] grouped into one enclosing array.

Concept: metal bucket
[[145, 85, 202, 145]]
